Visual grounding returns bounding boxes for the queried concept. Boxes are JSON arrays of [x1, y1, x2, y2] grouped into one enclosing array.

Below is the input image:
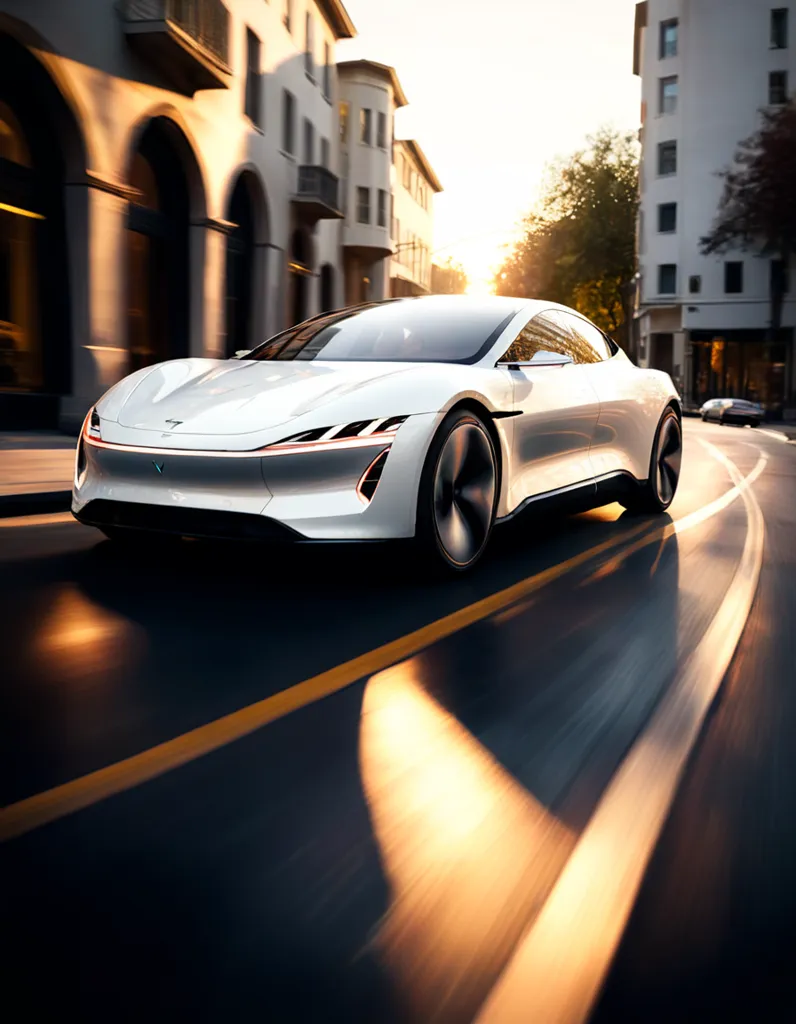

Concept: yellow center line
[[0, 446, 765, 843], [1, 520, 653, 843]]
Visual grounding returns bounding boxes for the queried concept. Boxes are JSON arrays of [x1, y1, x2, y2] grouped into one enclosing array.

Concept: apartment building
[[633, 1, 796, 417], [0, 0, 355, 430], [390, 139, 442, 297], [337, 60, 407, 304]]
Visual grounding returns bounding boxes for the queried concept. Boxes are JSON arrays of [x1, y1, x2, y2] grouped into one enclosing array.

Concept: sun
[[465, 278, 494, 297]]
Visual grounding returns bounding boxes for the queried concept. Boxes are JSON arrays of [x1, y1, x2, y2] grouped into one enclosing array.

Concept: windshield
[[244, 299, 521, 364]]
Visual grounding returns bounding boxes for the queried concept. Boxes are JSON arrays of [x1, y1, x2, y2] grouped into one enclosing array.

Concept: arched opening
[[0, 33, 83, 424], [319, 263, 335, 313], [224, 173, 257, 357], [126, 117, 196, 372], [288, 228, 312, 326]]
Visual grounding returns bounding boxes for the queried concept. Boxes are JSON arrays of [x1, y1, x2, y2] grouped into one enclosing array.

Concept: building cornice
[[336, 59, 408, 107], [395, 139, 443, 193], [317, 0, 356, 40]]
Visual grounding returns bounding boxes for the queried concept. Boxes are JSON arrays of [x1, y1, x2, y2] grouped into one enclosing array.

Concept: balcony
[[122, 0, 231, 95], [291, 166, 343, 222]]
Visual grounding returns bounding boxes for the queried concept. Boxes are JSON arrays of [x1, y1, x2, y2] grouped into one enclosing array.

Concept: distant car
[[72, 295, 682, 572], [700, 398, 764, 427]]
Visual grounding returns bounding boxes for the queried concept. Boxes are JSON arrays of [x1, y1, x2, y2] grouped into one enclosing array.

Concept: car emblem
[[165, 419, 183, 426], [153, 461, 164, 474]]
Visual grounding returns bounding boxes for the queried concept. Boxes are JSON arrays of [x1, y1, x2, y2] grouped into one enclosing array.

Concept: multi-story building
[[0, 0, 355, 431], [337, 59, 407, 304], [633, 0, 796, 418], [390, 139, 442, 297]]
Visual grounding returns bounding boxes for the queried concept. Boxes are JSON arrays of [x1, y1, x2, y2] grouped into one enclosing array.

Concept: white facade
[[390, 139, 442, 296], [0, 0, 355, 431], [634, 0, 796, 416], [337, 60, 406, 303]]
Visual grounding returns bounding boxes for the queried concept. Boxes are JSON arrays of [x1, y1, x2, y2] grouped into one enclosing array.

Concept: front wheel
[[620, 407, 682, 514], [416, 409, 498, 572]]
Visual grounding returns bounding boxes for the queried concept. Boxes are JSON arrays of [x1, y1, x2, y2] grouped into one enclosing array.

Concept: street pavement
[[2, 419, 795, 1023]]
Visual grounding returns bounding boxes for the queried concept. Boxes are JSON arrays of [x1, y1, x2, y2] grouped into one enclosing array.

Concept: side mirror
[[497, 351, 574, 369], [234, 349, 252, 358]]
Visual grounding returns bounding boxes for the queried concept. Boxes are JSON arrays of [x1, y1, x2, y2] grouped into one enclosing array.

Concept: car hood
[[111, 358, 432, 435]]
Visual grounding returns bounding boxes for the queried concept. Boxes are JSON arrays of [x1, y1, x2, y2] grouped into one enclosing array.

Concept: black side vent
[[358, 449, 389, 503], [376, 415, 408, 433], [334, 420, 373, 439], [286, 426, 333, 443]]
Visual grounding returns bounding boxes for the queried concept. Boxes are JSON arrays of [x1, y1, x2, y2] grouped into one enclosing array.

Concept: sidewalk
[[0, 432, 76, 517]]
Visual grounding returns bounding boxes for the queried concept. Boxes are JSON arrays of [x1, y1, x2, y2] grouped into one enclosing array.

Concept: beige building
[[0, 0, 356, 431], [390, 139, 442, 296]]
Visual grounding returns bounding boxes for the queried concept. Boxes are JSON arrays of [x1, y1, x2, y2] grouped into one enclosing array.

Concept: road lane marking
[[0, 512, 75, 529], [0, 446, 766, 843], [475, 440, 765, 1024], [756, 428, 790, 443], [0, 521, 654, 842]]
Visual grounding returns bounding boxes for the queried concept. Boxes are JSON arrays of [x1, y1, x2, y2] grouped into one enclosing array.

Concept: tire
[[415, 408, 498, 572], [701, 413, 708, 422], [620, 407, 682, 514]]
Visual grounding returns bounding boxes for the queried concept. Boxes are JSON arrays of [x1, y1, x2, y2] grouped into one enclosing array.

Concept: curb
[[0, 490, 72, 519]]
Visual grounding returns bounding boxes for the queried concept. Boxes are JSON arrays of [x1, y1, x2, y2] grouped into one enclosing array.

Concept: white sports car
[[73, 295, 682, 571]]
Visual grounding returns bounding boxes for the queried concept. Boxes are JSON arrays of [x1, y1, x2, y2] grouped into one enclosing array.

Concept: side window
[[568, 315, 612, 361], [549, 311, 603, 364], [498, 311, 571, 363]]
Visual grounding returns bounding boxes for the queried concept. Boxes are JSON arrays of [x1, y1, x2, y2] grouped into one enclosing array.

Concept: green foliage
[[495, 127, 639, 343], [431, 258, 469, 294]]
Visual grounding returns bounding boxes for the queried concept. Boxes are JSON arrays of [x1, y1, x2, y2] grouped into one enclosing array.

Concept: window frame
[[244, 29, 262, 128], [771, 8, 788, 49], [658, 263, 677, 294], [320, 136, 330, 170], [282, 89, 295, 155], [323, 43, 331, 98], [657, 139, 677, 176], [659, 75, 678, 114], [356, 186, 370, 225], [359, 107, 372, 146], [304, 12, 314, 79], [377, 111, 387, 149], [768, 70, 788, 104], [659, 18, 678, 59], [657, 202, 677, 233], [724, 260, 744, 294], [303, 117, 314, 165], [339, 101, 349, 145], [377, 189, 387, 228]]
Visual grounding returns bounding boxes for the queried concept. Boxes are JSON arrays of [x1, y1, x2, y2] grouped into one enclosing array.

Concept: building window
[[356, 186, 370, 224], [304, 13, 313, 78], [339, 101, 349, 144], [282, 89, 295, 154], [724, 261, 743, 293], [658, 202, 677, 233], [769, 70, 788, 104], [360, 108, 372, 145], [377, 189, 387, 227], [658, 264, 677, 294], [689, 275, 701, 294], [771, 258, 790, 294], [403, 159, 411, 189], [320, 137, 330, 169], [244, 29, 261, 127], [659, 19, 678, 58], [284, 0, 292, 33], [771, 8, 788, 49], [657, 140, 677, 175], [323, 43, 331, 98], [303, 118, 314, 164], [659, 75, 678, 114], [394, 217, 401, 252], [377, 111, 387, 149]]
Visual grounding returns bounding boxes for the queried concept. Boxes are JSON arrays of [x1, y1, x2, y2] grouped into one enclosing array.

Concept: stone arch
[[223, 168, 270, 356]]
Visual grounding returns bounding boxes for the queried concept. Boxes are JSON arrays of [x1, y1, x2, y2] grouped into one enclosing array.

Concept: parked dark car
[[700, 398, 764, 427]]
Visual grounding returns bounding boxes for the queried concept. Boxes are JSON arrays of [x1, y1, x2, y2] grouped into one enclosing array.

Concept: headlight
[[260, 415, 407, 457], [83, 406, 102, 441]]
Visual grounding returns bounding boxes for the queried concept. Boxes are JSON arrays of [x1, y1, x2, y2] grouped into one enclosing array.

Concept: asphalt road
[[2, 419, 795, 1023]]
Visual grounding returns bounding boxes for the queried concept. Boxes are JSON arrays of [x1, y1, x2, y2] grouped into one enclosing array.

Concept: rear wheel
[[416, 409, 497, 572], [621, 407, 682, 514]]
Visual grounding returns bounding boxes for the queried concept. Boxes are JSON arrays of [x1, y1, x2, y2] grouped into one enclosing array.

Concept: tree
[[495, 127, 639, 348], [431, 258, 468, 294], [700, 100, 796, 336]]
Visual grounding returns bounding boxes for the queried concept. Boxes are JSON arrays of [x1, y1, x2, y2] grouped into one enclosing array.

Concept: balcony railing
[[122, 0, 231, 93], [292, 166, 343, 220]]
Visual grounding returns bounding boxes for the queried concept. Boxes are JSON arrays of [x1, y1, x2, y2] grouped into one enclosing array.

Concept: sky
[[337, 0, 642, 291]]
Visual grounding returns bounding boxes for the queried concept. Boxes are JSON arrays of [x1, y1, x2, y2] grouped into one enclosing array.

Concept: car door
[[499, 309, 601, 512], [558, 311, 656, 482]]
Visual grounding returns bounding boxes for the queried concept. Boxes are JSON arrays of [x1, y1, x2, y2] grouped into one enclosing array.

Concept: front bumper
[[72, 413, 438, 541]]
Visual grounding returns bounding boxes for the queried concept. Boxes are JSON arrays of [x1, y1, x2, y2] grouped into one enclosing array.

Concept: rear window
[[244, 299, 520, 365]]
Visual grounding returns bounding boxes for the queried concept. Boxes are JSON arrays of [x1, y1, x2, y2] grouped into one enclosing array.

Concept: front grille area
[[76, 499, 301, 542]]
